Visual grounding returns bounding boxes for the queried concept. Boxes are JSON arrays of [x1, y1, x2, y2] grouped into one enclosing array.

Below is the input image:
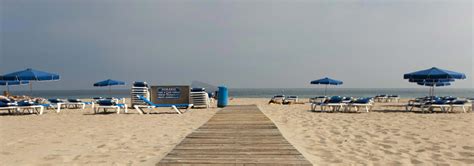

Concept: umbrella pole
[[6, 82, 9, 94], [324, 84, 328, 96], [109, 86, 112, 98], [29, 82, 33, 97]]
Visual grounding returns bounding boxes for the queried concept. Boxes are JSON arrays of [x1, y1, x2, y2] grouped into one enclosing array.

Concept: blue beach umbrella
[[404, 67, 466, 97], [417, 82, 451, 87], [0, 68, 60, 96], [93, 79, 125, 97], [404, 67, 466, 80], [310, 77, 343, 96], [0, 80, 29, 94]]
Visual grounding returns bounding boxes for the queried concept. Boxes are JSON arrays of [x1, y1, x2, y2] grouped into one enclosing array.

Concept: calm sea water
[[5, 88, 474, 99]]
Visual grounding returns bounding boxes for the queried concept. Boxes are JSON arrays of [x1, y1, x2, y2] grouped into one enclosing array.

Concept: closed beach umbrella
[[93, 79, 125, 97], [0, 68, 60, 96], [404, 67, 466, 97], [310, 77, 343, 96], [0, 80, 29, 94]]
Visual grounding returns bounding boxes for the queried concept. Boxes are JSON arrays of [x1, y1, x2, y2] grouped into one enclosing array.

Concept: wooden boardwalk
[[158, 105, 312, 166]]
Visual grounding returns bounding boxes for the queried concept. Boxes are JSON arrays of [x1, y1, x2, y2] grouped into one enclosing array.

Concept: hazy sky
[[1, 0, 473, 90]]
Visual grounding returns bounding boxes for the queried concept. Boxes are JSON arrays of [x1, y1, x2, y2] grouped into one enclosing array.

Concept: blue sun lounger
[[134, 95, 193, 114], [94, 99, 128, 114]]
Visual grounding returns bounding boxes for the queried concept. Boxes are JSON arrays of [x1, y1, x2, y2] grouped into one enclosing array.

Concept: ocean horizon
[[5, 88, 473, 99]]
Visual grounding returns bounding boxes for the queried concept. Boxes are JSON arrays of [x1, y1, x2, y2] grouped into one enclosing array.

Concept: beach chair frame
[[94, 104, 128, 114], [17, 105, 45, 115], [320, 103, 347, 112], [134, 95, 193, 114], [0, 106, 19, 114], [133, 105, 187, 114], [346, 103, 373, 112]]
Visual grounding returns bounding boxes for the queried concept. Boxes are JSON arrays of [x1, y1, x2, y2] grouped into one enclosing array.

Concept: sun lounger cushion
[[48, 99, 64, 103], [97, 100, 116, 106], [431, 100, 449, 105], [191, 88, 205, 92], [451, 100, 468, 105], [0, 101, 13, 107], [442, 96, 457, 101], [352, 98, 371, 104], [68, 99, 82, 102], [93, 97, 103, 100], [18, 101, 35, 106], [153, 104, 192, 108], [326, 96, 343, 103], [0, 99, 11, 103], [133, 82, 148, 87]]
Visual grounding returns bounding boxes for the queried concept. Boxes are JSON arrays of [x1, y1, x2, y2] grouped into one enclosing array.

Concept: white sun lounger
[[320, 103, 347, 112], [18, 105, 45, 115], [134, 95, 193, 114], [190, 91, 211, 108], [94, 100, 128, 114], [0, 106, 19, 114], [345, 99, 374, 113]]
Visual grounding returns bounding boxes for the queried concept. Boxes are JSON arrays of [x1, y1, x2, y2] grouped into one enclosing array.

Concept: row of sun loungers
[[311, 96, 374, 112], [0, 95, 194, 115], [374, 94, 400, 102], [269, 95, 301, 105], [0, 97, 124, 115], [406, 96, 471, 113], [0, 100, 45, 115]]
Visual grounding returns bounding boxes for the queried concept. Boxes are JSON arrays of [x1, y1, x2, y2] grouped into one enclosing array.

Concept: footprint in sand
[[416, 149, 426, 153], [455, 158, 474, 164], [382, 139, 398, 145], [97, 144, 106, 148], [458, 151, 474, 158], [43, 154, 61, 161], [462, 146, 474, 150], [410, 159, 423, 164], [442, 151, 454, 157], [72, 155, 82, 161], [0, 152, 12, 156]]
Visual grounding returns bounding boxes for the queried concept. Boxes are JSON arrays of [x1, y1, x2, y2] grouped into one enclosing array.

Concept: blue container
[[217, 86, 228, 108]]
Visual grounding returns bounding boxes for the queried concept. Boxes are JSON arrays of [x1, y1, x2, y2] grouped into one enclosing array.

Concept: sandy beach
[[1, 98, 473, 165]]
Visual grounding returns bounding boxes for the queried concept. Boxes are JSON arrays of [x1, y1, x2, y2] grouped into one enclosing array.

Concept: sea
[[5, 88, 474, 99]]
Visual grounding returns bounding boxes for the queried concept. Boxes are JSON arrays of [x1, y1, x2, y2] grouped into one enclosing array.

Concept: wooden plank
[[157, 105, 312, 166]]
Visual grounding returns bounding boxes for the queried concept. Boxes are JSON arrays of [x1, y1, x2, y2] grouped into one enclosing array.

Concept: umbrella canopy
[[0, 68, 60, 81], [311, 77, 343, 85], [0, 68, 60, 96], [94, 79, 125, 97], [310, 77, 343, 96], [408, 78, 454, 83], [93, 79, 125, 87], [404, 67, 466, 97], [416, 82, 451, 87], [0, 80, 29, 86], [404, 67, 466, 80], [0, 80, 29, 94]]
